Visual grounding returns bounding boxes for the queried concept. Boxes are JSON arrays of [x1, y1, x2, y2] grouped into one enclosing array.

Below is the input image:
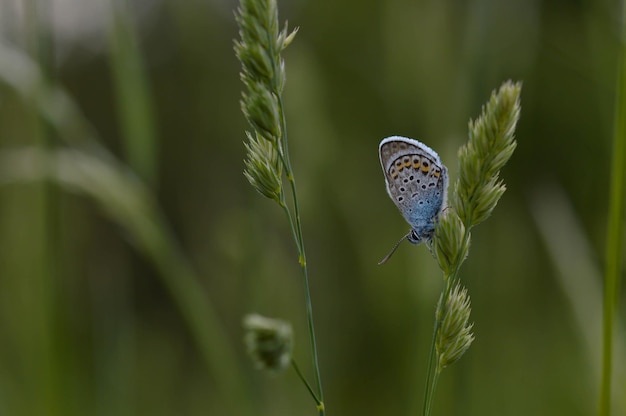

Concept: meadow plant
[[235, 0, 325, 413], [423, 81, 521, 415]]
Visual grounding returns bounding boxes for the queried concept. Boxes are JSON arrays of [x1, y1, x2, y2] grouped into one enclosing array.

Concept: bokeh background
[[0, 0, 624, 415]]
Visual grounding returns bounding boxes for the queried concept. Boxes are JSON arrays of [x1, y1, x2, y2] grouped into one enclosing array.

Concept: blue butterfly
[[379, 136, 448, 264]]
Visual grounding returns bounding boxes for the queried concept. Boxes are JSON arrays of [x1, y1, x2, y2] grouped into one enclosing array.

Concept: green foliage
[[0, 1, 622, 415]]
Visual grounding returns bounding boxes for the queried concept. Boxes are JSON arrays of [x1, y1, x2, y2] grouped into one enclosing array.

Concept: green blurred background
[[0, 0, 623, 415]]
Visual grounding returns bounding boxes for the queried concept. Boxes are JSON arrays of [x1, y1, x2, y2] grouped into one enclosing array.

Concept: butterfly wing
[[379, 136, 448, 237]]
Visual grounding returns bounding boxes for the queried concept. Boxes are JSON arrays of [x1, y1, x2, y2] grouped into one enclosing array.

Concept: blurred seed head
[[243, 313, 293, 372]]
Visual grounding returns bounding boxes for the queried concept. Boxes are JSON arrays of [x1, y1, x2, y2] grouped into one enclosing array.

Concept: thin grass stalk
[[422, 296, 440, 416], [275, 152, 324, 412], [270, 61, 324, 416], [277, 95, 325, 412], [598, 1, 626, 414], [423, 227, 470, 416], [425, 366, 440, 415], [292, 359, 322, 405]]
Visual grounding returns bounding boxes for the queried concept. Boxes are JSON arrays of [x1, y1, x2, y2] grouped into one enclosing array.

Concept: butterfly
[[378, 136, 448, 264]]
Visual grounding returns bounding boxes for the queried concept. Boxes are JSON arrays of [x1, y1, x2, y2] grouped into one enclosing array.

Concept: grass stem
[[598, 1, 626, 413], [278, 95, 325, 414]]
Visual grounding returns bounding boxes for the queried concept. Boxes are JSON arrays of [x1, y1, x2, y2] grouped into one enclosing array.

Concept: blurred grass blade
[[16, 1, 61, 414], [0, 148, 246, 414], [106, 0, 158, 184], [0, 36, 250, 410], [0, 146, 250, 413], [0, 39, 100, 148], [530, 184, 625, 411], [599, 1, 626, 412]]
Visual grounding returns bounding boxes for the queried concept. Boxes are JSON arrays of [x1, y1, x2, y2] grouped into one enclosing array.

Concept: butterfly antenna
[[378, 232, 411, 265]]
